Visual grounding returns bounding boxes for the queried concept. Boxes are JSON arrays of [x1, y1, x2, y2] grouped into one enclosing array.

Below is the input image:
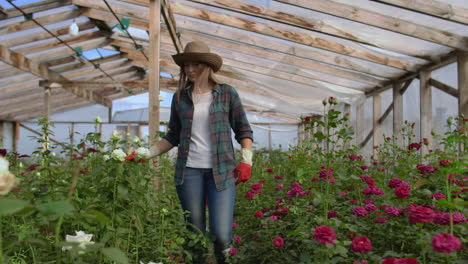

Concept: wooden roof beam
[[0, 7, 83, 34], [189, 0, 435, 57], [73, 0, 419, 70], [365, 51, 457, 96], [370, 0, 468, 25], [170, 1, 422, 71], [277, 0, 468, 51], [113, 35, 370, 92], [2, 0, 72, 19], [0, 44, 111, 107]]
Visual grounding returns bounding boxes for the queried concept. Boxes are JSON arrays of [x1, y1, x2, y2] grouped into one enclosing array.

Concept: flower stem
[[0, 217, 4, 264]]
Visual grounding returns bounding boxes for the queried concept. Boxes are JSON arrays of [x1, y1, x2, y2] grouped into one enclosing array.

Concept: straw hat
[[172, 41, 223, 72]]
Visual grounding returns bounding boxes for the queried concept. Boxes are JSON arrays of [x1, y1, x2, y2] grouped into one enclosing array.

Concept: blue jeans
[[176, 167, 235, 263]]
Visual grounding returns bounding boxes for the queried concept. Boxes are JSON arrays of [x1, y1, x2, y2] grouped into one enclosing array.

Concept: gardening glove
[[148, 144, 161, 160], [234, 148, 253, 185]]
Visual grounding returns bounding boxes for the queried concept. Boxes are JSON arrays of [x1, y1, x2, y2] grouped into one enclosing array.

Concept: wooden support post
[[149, 0, 162, 189], [70, 123, 75, 146], [13, 122, 19, 152], [420, 70, 432, 155], [356, 101, 365, 149], [459, 52, 468, 118], [0, 121, 3, 148], [138, 125, 142, 138], [108, 106, 113, 123], [458, 52, 468, 153], [393, 81, 404, 147], [373, 94, 382, 158], [44, 86, 51, 120]]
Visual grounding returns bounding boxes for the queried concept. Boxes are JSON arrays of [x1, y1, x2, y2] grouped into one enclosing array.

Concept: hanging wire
[[6, 0, 115, 81], [102, 0, 149, 61]]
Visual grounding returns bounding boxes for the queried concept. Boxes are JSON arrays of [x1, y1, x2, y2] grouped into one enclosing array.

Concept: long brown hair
[[175, 64, 220, 101]]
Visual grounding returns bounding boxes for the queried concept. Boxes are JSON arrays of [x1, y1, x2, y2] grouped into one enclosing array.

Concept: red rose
[[432, 233, 461, 253], [408, 206, 435, 224], [313, 226, 337, 244], [394, 258, 419, 264], [381, 257, 396, 264], [395, 185, 411, 199], [351, 236, 372, 253], [272, 236, 284, 248]]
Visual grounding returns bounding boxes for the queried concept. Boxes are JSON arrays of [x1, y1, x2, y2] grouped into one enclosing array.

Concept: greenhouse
[[0, 0, 467, 263]]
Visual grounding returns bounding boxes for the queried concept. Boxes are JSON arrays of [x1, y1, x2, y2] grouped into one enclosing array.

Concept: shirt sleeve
[[228, 85, 254, 143], [162, 93, 181, 146]]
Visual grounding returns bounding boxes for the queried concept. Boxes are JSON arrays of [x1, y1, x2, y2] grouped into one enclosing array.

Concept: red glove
[[234, 162, 252, 185]]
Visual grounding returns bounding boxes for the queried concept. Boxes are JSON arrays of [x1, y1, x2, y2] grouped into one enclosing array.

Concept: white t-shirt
[[186, 91, 213, 168]]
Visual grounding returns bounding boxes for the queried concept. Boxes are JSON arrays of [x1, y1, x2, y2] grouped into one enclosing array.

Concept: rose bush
[[227, 99, 467, 263], [0, 119, 206, 264]]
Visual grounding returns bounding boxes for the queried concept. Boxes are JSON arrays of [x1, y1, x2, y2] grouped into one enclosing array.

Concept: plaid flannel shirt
[[163, 83, 253, 191]]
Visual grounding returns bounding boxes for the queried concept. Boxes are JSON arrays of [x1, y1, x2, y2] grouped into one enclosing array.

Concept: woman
[[150, 41, 254, 264]]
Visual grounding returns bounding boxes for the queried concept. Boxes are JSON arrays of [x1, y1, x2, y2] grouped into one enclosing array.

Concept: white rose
[[0, 157, 9, 173], [159, 94, 165, 101], [133, 136, 141, 143], [111, 149, 126, 161], [111, 130, 123, 140], [0, 171, 19, 195], [95, 116, 102, 123], [62, 231, 95, 254], [103, 155, 110, 161], [136, 147, 150, 159]]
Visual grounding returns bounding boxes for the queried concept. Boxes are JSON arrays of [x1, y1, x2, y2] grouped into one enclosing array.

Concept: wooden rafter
[[170, 1, 421, 71], [370, 0, 468, 25], [1, 21, 96, 47], [277, 0, 468, 51], [0, 7, 83, 34], [1, 0, 72, 19], [0, 44, 111, 107], [189, 0, 439, 57]]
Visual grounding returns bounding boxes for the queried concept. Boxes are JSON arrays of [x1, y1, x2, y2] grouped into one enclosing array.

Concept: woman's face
[[183, 62, 206, 82]]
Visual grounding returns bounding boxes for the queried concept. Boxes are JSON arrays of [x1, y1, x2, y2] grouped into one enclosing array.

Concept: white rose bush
[[0, 118, 197, 264]]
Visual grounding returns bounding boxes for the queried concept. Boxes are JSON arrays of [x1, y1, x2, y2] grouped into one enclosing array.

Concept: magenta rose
[[272, 236, 284, 248], [408, 206, 435, 224], [375, 216, 388, 224], [431, 193, 446, 200], [351, 236, 372, 253], [388, 178, 404, 189], [313, 226, 337, 245], [384, 206, 401, 217], [353, 206, 369, 217], [394, 258, 419, 264], [395, 185, 411, 198], [229, 248, 238, 255], [432, 233, 461, 253]]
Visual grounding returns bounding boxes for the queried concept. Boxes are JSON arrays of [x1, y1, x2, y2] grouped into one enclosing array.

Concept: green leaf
[[83, 210, 110, 225], [36, 201, 74, 215], [101, 247, 129, 264], [0, 198, 29, 216], [436, 199, 462, 210]]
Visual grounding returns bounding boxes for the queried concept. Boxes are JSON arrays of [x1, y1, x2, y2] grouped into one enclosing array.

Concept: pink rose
[[431, 193, 446, 200], [351, 236, 372, 253], [353, 206, 369, 217], [313, 226, 337, 245], [229, 248, 238, 255], [272, 236, 284, 248], [395, 185, 411, 199], [394, 258, 419, 264], [432, 233, 461, 253], [408, 206, 434, 224]]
